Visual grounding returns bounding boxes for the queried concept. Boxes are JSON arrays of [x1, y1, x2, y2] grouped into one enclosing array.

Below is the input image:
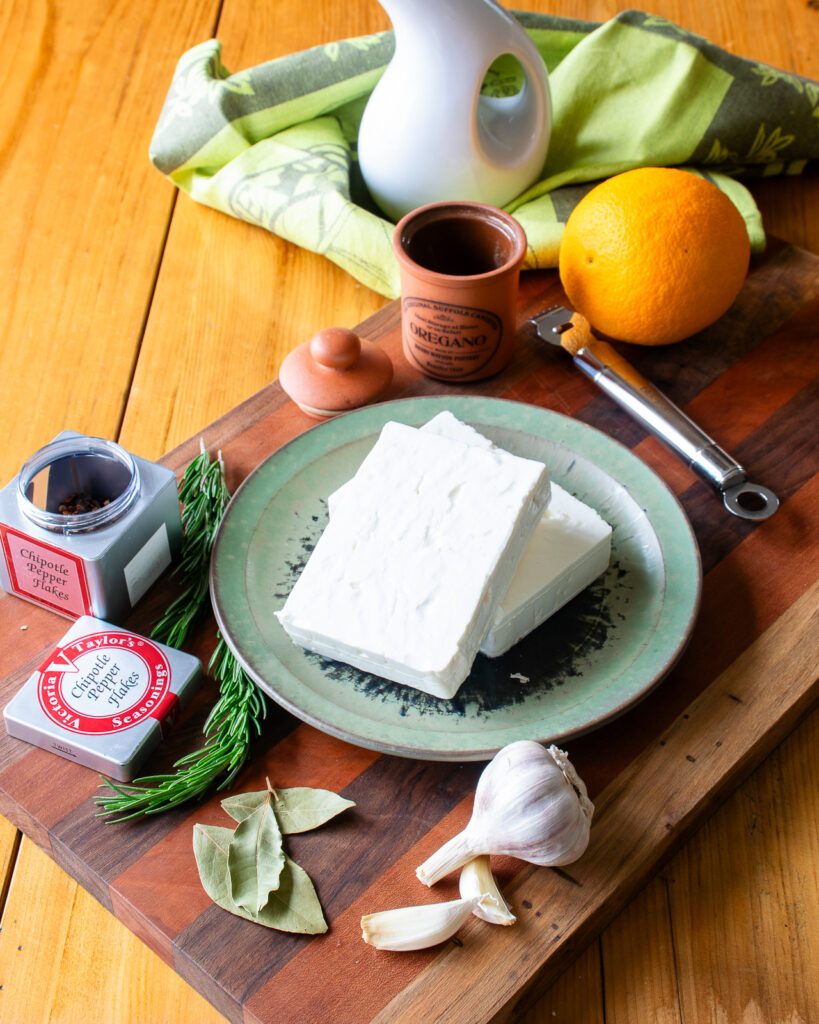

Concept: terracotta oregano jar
[[393, 201, 527, 382]]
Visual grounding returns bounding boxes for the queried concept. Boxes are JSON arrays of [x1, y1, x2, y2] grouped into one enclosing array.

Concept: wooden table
[[0, 2, 817, 1021]]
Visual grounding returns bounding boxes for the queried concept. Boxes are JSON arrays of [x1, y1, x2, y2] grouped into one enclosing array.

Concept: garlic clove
[[417, 741, 594, 885], [361, 895, 488, 951], [459, 856, 516, 926], [415, 827, 479, 887]]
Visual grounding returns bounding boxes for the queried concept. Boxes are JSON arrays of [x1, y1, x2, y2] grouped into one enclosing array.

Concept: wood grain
[[0, 837, 76, 1022], [370, 578, 818, 1024], [0, 243, 815, 1024], [602, 878, 683, 1024], [0, 0, 221, 484], [0, 0, 817, 1022], [118, 0, 819, 464], [117, 0, 390, 461], [0, 837, 225, 1024], [525, 707, 819, 1024], [669, 709, 819, 1024], [0, 817, 20, 915], [521, 941, 604, 1024], [0, 0, 221, 1016]]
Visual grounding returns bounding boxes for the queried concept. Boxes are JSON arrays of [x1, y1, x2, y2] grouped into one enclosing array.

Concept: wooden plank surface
[[369, 578, 818, 1024], [117, 0, 389, 460], [0, 0, 817, 1022], [669, 708, 819, 1024], [0, 837, 225, 1024], [0, 0, 222, 484], [0, 243, 816, 1022], [600, 878, 683, 1024]]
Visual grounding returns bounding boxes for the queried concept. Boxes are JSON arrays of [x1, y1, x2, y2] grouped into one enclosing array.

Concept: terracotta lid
[[280, 327, 393, 419]]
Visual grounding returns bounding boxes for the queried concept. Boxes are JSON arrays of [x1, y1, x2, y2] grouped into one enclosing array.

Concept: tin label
[[403, 298, 502, 380], [0, 525, 92, 617], [124, 523, 172, 607], [36, 630, 176, 735]]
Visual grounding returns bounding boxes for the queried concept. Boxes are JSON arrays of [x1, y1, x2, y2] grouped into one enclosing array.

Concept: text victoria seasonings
[[4, 616, 201, 780]]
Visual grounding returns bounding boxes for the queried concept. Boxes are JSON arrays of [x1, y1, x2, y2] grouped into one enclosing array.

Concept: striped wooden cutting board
[[0, 240, 816, 1024]]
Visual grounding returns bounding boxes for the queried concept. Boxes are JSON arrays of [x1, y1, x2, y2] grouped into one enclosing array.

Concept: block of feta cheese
[[275, 421, 551, 699], [482, 483, 611, 655], [330, 412, 611, 657]]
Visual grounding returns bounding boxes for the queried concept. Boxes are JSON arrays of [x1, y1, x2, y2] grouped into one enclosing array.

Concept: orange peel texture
[[558, 167, 751, 346]]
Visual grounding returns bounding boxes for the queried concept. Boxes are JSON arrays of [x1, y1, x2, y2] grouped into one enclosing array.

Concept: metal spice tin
[[0, 431, 182, 623], [3, 616, 201, 781]]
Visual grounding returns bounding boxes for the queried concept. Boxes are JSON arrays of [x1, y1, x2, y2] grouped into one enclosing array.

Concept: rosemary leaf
[[95, 444, 266, 823], [151, 443, 229, 649]]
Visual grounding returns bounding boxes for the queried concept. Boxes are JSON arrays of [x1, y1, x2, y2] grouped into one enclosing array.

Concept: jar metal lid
[[17, 436, 141, 535]]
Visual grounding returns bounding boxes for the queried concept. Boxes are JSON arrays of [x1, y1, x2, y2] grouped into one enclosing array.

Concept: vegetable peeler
[[530, 306, 779, 521]]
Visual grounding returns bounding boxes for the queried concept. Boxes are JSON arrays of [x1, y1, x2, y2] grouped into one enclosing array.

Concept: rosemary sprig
[[95, 442, 266, 822], [151, 442, 229, 649], [95, 637, 265, 821]]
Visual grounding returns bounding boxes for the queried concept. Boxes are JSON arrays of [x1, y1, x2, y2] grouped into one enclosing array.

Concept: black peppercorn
[[57, 492, 112, 516]]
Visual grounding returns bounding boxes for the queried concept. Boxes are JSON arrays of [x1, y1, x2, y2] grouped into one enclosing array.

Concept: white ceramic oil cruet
[[358, 0, 551, 221]]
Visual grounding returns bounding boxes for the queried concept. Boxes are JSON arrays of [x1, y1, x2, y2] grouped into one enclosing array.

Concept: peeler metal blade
[[531, 306, 576, 344]]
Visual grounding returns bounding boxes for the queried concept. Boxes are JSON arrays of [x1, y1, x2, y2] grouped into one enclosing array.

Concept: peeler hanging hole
[[735, 490, 768, 513], [722, 482, 779, 522]]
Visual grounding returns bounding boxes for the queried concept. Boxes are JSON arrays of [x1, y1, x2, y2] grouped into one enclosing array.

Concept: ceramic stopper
[[280, 327, 393, 419]]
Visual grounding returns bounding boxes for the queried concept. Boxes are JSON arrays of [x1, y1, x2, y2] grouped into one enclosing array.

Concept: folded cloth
[[150, 10, 819, 298]]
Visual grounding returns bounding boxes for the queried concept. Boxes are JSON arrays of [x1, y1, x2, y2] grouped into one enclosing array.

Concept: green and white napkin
[[150, 10, 819, 298]]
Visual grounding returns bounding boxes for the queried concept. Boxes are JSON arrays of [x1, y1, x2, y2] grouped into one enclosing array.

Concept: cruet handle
[[476, 38, 551, 170]]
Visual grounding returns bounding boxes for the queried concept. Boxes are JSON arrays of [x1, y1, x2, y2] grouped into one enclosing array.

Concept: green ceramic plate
[[210, 397, 701, 760]]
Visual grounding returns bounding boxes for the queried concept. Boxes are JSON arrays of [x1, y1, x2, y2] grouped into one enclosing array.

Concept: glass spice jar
[[0, 432, 182, 623]]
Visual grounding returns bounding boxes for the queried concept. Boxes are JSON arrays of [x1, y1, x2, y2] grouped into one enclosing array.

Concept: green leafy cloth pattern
[[150, 9, 819, 298]]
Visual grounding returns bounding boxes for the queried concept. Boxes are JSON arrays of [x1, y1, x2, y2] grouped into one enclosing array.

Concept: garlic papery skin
[[361, 895, 490, 951], [459, 856, 516, 925], [416, 741, 594, 887]]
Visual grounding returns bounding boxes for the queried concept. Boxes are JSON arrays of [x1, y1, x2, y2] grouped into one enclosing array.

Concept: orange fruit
[[558, 167, 751, 345]]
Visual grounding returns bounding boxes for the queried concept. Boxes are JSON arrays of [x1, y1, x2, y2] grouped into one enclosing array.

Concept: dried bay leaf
[[193, 824, 327, 934], [220, 790, 267, 823], [193, 824, 235, 904], [253, 856, 327, 935], [227, 795, 285, 914], [222, 786, 355, 834], [271, 787, 356, 834]]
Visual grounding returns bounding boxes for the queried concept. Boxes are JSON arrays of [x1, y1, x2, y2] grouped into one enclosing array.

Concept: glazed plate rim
[[210, 396, 702, 760]]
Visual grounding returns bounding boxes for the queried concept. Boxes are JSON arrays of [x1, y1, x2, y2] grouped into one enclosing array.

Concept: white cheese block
[[330, 411, 611, 657], [482, 483, 611, 656], [327, 412, 493, 513], [276, 421, 551, 699], [422, 410, 496, 450]]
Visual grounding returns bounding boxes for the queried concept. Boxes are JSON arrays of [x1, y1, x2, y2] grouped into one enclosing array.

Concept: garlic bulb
[[417, 741, 593, 886], [459, 856, 516, 925], [361, 895, 491, 951]]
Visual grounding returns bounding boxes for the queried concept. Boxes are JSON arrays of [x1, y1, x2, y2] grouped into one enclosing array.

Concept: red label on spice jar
[[36, 630, 174, 735], [0, 525, 92, 618]]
